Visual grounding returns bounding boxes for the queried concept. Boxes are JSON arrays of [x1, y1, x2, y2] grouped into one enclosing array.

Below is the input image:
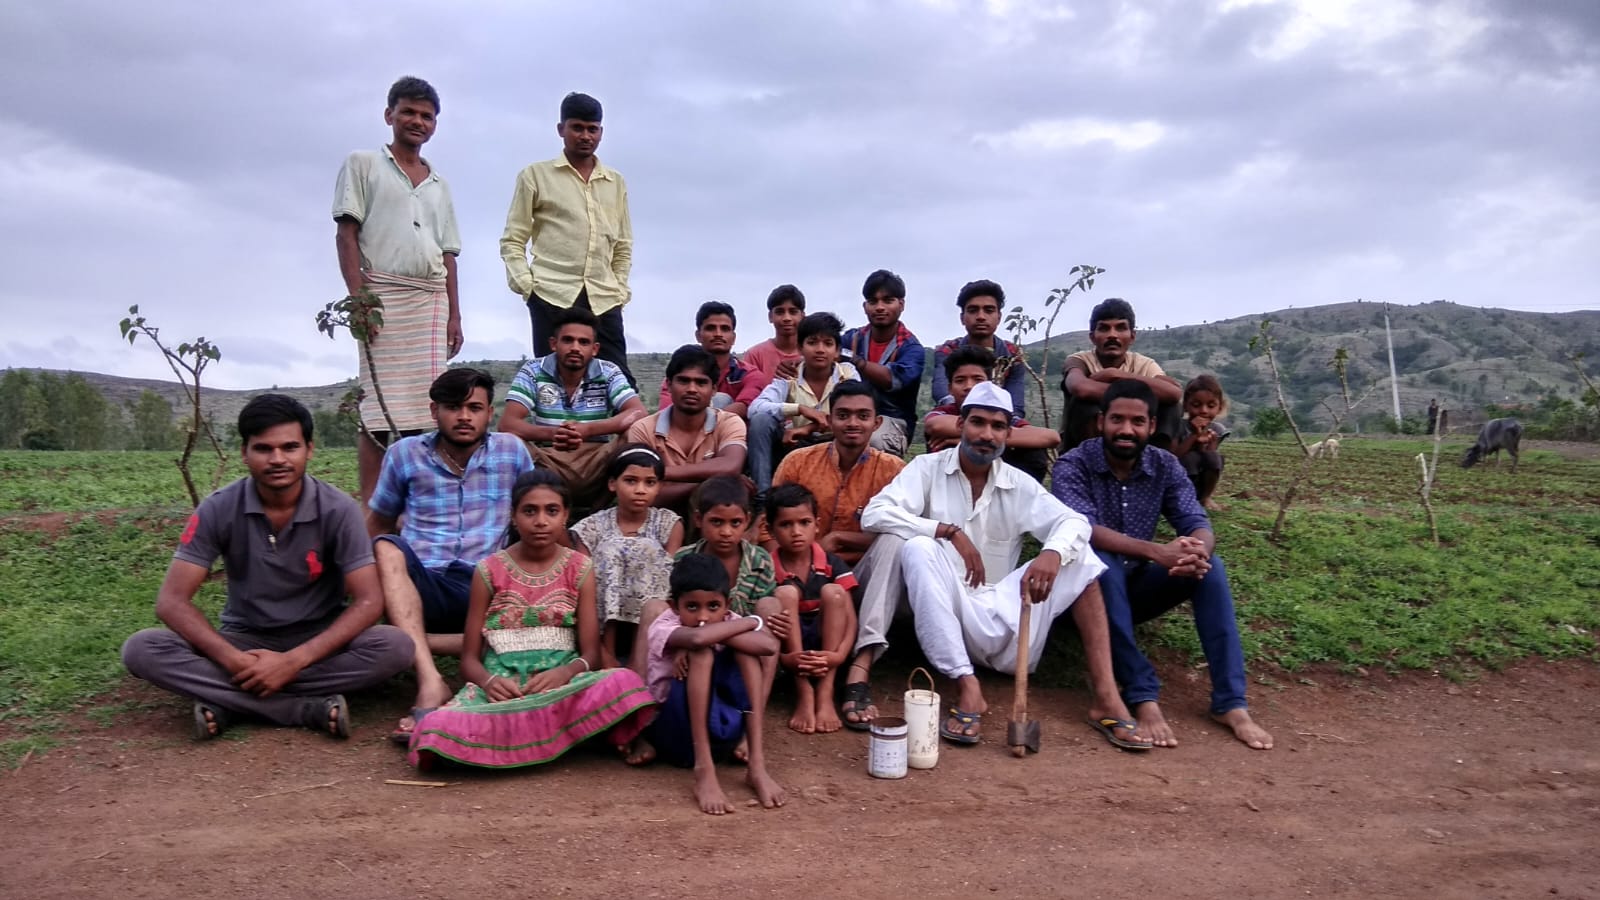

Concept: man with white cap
[[860, 381, 1152, 749]]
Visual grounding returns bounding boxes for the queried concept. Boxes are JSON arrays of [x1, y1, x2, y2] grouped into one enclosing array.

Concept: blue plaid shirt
[[841, 323, 925, 428], [1049, 438, 1211, 542], [368, 431, 536, 569]]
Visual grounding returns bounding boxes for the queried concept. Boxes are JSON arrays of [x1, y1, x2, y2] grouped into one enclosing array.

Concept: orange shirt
[[772, 443, 905, 536]]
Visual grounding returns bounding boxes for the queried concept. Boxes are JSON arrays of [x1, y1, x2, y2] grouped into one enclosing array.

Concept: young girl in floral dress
[[408, 469, 656, 769], [571, 445, 684, 668]]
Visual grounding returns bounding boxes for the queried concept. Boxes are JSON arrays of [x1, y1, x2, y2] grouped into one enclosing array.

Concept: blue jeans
[[748, 410, 785, 493], [1095, 551, 1248, 715]]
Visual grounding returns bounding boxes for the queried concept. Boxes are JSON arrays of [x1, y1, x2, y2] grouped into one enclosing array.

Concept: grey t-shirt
[[173, 476, 375, 631]]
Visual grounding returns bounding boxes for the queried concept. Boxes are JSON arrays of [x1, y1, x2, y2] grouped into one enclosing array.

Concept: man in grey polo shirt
[[122, 394, 413, 739]]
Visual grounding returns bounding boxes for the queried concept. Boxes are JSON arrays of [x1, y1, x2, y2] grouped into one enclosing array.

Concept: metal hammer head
[[1006, 720, 1041, 753]]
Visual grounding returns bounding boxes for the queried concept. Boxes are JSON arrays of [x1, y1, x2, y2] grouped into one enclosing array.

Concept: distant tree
[[312, 406, 360, 448], [128, 390, 179, 451], [0, 369, 52, 449], [58, 373, 113, 450], [1251, 407, 1290, 440]]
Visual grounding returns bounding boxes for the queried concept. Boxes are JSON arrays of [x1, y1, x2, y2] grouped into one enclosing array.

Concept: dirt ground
[[3, 661, 1597, 900]]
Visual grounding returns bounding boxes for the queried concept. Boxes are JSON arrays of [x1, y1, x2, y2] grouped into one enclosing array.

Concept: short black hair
[[666, 344, 719, 383], [560, 92, 602, 122], [765, 483, 818, 525], [797, 312, 844, 346], [695, 474, 750, 516], [956, 279, 1004, 309], [827, 379, 877, 410], [238, 393, 314, 446], [670, 552, 730, 601], [429, 367, 495, 405], [696, 301, 737, 330], [387, 76, 440, 113], [767, 284, 806, 312], [862, 269, 906, 301], [943, 345, 996, 382], [550, 306, 600, 339], [1089, 298, 1137, 331], [607, 442, 665, 481], [1100, 378, 1158, 418]]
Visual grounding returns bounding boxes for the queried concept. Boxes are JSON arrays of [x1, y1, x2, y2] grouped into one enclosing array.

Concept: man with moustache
[[655, 301, 771, 420], [841, 269, 925, 456], [500, 307, 648, 509], [860, 382, 1150, 750], [1060, 298, 1183, 451], [501, 92, 636, 387], [368, 368, 536, 743], [121, 394, 413, 740], [1051, 380, 1273, 751], [626, 345, 750, 513]]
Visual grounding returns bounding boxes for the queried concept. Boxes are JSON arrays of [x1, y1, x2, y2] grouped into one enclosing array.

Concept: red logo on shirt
[[179, 513, 199, 544], [306, 550, 323, 581]]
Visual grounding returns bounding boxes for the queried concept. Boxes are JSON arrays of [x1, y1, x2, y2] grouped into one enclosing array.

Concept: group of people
[[120, 76, 1272, 817]]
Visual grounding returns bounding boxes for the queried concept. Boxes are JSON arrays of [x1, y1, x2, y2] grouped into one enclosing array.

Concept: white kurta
[[861, 449, 1105, 677]]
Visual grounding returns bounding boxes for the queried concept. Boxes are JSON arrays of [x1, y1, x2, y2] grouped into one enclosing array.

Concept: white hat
[[960, 381, 1012, 414]]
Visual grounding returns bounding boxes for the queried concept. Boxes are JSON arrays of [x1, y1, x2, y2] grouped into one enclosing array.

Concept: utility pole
[[1384, 302, 1403, 427]]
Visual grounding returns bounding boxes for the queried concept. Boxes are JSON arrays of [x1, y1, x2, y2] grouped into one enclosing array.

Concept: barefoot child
[[1172, 375, 1230, 510], [633, 553, 788, 815], [572, 444, 684, 668], [407, 470, 656, 769], [765, 484, 858, 735]]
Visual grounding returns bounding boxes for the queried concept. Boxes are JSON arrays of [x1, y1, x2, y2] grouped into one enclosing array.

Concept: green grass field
[[1, 438, 1597, 764]]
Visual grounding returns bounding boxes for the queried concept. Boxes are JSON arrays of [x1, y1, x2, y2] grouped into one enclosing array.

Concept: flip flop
[[1086, 716, 1153, 751], [939, 708, 982, 745], [840, 682, 875, 732], [192, 701, 230, 741], [303, 694, 350, 740], [389, 707, 437, 746]]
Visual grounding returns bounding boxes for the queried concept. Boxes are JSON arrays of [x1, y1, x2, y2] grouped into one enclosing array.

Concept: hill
[[11, 300, 1599, 443]]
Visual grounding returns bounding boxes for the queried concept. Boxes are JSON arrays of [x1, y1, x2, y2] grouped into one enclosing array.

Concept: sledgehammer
[[1007, 592, 1040, 756]]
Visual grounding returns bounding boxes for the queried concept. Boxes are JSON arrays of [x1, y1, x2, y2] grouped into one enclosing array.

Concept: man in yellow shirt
[[500, 92, 636, 387]]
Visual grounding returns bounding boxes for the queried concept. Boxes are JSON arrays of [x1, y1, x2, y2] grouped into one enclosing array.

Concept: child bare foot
[[1213, 708, 1274, 750], [1133, 701, 1178, 748], [732, 735, 749, 764], [789, 680, 817, 733], [694, 765, 734, 815], [747, 767, 787, 809], [813, 694, 842, 733], [622, 737, 655, 766]]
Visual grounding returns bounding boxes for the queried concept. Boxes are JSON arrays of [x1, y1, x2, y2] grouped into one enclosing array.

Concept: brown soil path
[[3, 662, 1596, 899]]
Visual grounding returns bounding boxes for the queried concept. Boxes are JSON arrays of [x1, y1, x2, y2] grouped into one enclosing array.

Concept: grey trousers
[[121, 623, 414, 726], [852, 533, 909, 662]]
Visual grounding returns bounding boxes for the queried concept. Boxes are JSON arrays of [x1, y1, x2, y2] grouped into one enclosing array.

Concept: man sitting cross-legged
[[626, 345, 749, 514], [498, 306, 647, 510], [861, 382, 1151, 750], [768, 380, 904, 729], [1051, 380, 1273, 750], [924, 344, 1058, 481], [369, 367, 536, 743], [122, 394, 413, 740]]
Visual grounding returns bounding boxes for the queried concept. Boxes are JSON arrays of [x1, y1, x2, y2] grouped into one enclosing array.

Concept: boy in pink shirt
[[741, 284, 805, 381]]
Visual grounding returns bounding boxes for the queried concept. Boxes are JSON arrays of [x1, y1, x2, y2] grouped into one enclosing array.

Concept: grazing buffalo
[[1461, 418, 1522, 472]]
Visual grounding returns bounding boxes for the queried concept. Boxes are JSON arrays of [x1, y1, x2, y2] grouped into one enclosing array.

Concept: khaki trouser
[[528, 441, 615, 509]]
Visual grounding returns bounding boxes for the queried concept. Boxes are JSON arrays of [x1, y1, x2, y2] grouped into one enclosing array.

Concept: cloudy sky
[[3, 0, 1596, 389]]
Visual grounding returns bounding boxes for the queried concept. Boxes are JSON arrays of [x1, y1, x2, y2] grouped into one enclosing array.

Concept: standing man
[[930, 280, 1028, 417], [122, 395, 413, 740], [655, 301, 771, 419], [368, 368, 536, 742], [1051, 380, 1273, 750], [627, 345, 750, 513], [860, 382, 1150, 750], [333, 76, 463, 502], [500, 92, 636, 386], [842, 269, 925, 456], [500, 307, 647, 508], [1060, 298, 1182, 452]]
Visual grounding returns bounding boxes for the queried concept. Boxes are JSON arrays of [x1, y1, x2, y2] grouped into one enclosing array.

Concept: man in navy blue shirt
[[841, 269, 925, 457], [1051, 380, 1273, 751]]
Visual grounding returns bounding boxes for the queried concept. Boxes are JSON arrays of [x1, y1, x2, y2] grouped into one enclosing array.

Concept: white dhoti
[[901, 535, 1107, 678], [357, 270, 448, 433]]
